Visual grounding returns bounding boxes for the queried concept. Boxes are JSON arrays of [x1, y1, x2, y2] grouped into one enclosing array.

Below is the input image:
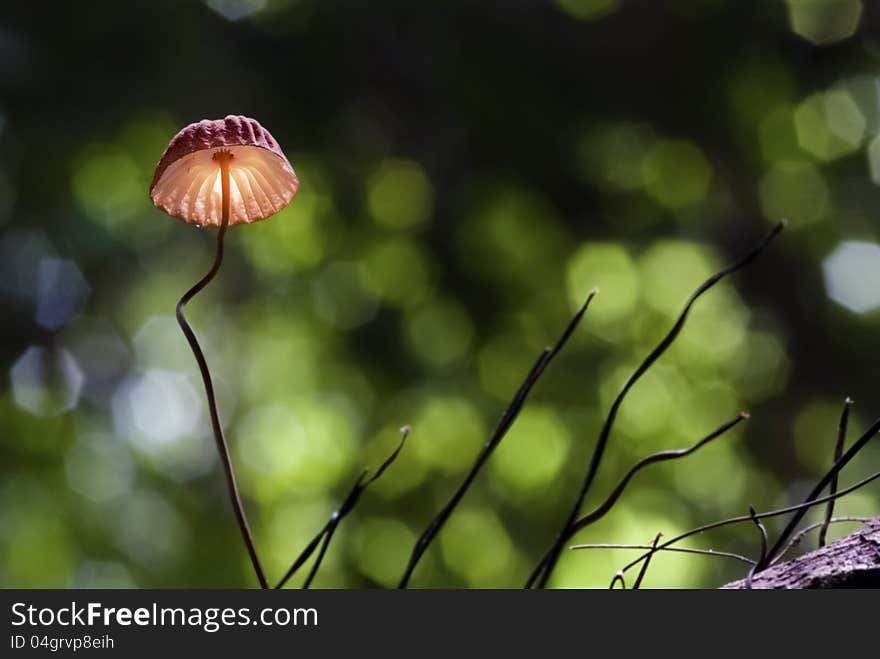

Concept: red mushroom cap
[[150, 115, 299, 227]]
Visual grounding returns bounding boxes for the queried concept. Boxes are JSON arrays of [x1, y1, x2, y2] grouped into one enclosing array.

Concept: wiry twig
[[526, 411, 750, 587], [570, 543, 754, 566], [616, 466, 880, 579], [609, 571, 626, 590], [777, 516, 871, 563], [745, 506, 767, 589], [572, 518, 874, 574], [528, 221, 785, 589], [724, 516, 880, 589], [569, 413, 747, 536], [276, 426, 411, 589], [818, 398, 853, 548], [397, 290, 599, 588], [759, 413, 880, 570], [632, 533, 662, 589]]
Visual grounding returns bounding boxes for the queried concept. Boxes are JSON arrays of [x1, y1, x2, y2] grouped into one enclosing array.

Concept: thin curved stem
[[528, 221, 785, 589], [759, 412, 880, 569], [525, 411, 748, 587], [818, 398, 852, 548], [775, 516, 870, 564], [745, 506, 767, 589], [632, 533, 663, 589], [176, 151, 268, 589], [570, 543, 754, 566], [397, 290, 598, 588], [276, 426, 411, 589], [617, 467, 880, 578]]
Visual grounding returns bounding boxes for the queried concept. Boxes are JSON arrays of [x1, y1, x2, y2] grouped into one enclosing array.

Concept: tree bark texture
[[722, 517, 880, 589]]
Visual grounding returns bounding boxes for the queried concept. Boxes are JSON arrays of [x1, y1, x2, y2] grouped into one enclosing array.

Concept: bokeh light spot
[[566, 243, 639, 328], [638, 241, 717, 315], [238, 190, 335, 276], [794, 90, 865, 161], [113, 369, 203, 445], [72, 144, 143, 228], [237, 400, 357, 500], [641, 139, 713, 210], [65, 432, 135, 504], [865, 134, 880, 185], [440, 507, 515, 586], [638, 241, 748, 368], [822, 241, 880, 313], [111, 369, 214, 482], [109, 489, 189, 570], [133, 315, 198, 376], [353, 517, 416, 586], [360, 238, 432, 308], [367, 158, 434, 229], [66, 318, 131, 404], [489, 405, 571, 494], [786, 0, 862, 46], [34, 257, 90, 330], [10, 345, 84, 417], [599, 360, 677, 439], [411, 396, 485, 474], [758, 160, 828, 224]]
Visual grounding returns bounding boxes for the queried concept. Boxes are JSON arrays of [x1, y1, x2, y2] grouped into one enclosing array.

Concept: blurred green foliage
[[1, 0, 879, 589]]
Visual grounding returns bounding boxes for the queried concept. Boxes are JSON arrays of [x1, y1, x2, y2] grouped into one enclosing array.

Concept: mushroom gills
[[151, 145, 297, 226]]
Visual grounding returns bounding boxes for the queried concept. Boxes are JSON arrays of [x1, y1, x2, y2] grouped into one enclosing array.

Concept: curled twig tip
[[739, 411, 751, 420], [589, 286, 600, 296], [845, 397, 854, 406]]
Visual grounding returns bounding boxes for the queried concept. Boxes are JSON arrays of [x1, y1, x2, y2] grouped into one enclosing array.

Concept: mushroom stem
[[175, 150, 269, 589]]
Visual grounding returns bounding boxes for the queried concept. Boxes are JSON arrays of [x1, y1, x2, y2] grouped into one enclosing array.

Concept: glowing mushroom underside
[[150, 115, 299, 227]]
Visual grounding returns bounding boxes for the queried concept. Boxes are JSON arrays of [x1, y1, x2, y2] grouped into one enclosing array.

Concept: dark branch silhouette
[[745, 506, 767, 589], [396, 290, 599, 588], [276, 426, 411, 589], [571, 518, 871, 570], [818, 398, 852, 548], [778, 516, 870, 562], [632, 533, 662, 589], [526, 412, 749, 586], [570, 543, 754, 566], [527, 221, 785, 589], [758, 412, 880, 569], [615, 466, 880, 579]]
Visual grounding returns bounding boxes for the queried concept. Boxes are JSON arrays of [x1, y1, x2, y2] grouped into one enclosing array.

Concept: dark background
[[0, 0, 878, 588]]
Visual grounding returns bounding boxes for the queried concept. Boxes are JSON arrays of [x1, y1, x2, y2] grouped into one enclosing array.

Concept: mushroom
[[150, 115, 299, 588]]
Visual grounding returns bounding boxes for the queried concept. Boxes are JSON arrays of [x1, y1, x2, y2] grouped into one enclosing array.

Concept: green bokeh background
[[1, 0, 879, 589]]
